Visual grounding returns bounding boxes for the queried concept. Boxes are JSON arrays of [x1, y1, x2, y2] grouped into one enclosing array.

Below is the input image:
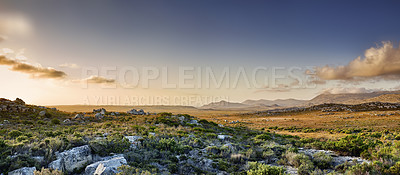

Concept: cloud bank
[[320, 87, 375, 94], [0, 55, 67, 79], [316, 41, 400, 81]]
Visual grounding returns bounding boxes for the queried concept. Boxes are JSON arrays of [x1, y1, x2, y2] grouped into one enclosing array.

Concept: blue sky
[[1, 0, 400, 105]]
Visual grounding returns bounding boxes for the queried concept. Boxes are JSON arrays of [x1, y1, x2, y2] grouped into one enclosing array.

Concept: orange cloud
[[316, 41, 400, 81], [0, 55, 66, 79]]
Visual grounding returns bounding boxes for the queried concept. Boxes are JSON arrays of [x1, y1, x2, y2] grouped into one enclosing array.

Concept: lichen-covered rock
[[48, 145, 93, 173], [84, 156, 127, 175], [8, 167, 36, 175]]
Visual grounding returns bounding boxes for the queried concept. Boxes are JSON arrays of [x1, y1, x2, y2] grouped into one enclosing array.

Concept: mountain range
[[200, 91, 400, 110]]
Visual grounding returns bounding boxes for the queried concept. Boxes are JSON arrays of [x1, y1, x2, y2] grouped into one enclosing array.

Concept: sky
[[1, 0, 400, 106]]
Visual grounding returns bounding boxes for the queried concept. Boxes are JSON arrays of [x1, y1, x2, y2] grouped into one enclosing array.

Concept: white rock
[[8, 167, 36, 175], [74, 114, 83, 120], [217, 135, 232, 140], [48, 145, 93, 173], [84, 156, 127, 175]]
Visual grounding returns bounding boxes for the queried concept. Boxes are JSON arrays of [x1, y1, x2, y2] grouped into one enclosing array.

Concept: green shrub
[[254, 133, 272, 141], [313, 152, 332, 169], [51, 118, 60, 125], [247, 162, 287, 175], [89, 135, 130, 156], [16, 135, 29, 142], [9, 130, 23, 138]]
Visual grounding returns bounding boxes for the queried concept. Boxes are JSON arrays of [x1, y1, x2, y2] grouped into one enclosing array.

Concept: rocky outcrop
[[84, 156, 127, 175], [127, 109, 147, 115], [48, 145, 93, 173], [8, 167, 36, 175]]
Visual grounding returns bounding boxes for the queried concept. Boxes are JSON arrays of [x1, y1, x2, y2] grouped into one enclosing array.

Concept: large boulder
[[8, 167, 36, 175], [48, 145, 93, 173], [84, 156, 127, 175]]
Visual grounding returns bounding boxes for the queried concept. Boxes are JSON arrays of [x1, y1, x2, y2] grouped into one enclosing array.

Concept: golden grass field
[[51, 105, 400, 139]]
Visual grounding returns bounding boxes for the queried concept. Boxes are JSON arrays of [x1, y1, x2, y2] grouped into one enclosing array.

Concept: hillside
[[307, 91, 400, 105], [199, 100, 250, 109], [242, 99, 306, 107]]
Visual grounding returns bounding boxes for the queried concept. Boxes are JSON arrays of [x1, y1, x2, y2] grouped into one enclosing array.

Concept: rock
[[222, 143, 234, 150], [13, 98, 25, 105], [178, 116, 185, 122], [32, 156, 44, 163], [95, 113, 104, 120], [39, 111, 46, 117], [127, 109, 138, 115], [127, 109, 146, 115], [84, 156, 127, 175], [74, 114, 83, 120], [94, 163, 106, 175], [124, 136, 143, 148], [217, 135, 232, 140], [3, 120, 10, 124], [8, 167, 36, 175], [218, 124, 224, 127], [100, 108, 106, 115], [48, 145, 93, 173], [189, 120, 200, 125], [63, 119, 71, 123], [149, 132, 156, 136]]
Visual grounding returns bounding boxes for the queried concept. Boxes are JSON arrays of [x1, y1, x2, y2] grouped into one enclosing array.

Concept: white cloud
[[316, 41, 400, 81]]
